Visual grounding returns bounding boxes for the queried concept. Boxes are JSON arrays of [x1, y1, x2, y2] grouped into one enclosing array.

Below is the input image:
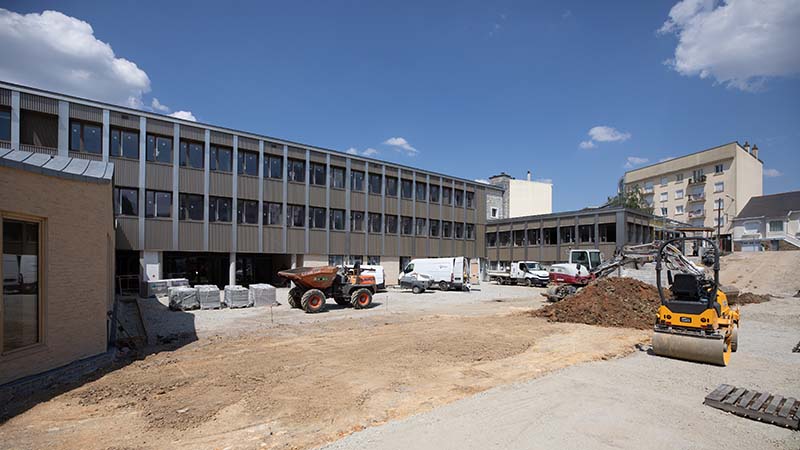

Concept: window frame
[[401, 179, 413, 200], [286, 204, 305, 228], [368, 212, 382, 233], [350, 210, 365, 232], [351, 170, 365, 192], [385, 176, 398, 196], [237, 149, 259, 177], [179, 139, 205, 169], [330, 166, 345, 189], [0, 108, 11, 142], [110, 127, 140, 160], [329, 208, 345, 231], [287, 158, 306, 183], [368, 173, 382, 195], [236, 199, 259, 224], [146, 133, 174, 164], [145, 190, 173, 219], [265, 154, 283, 179], [310, 162, 327, 186], [69, 120, 102, 155], [385, 215, 398, 234], [209, 196, 233, 222], [264, 202, 283, 226], [113, 187, 139, 217], [768, 220, 784, 232], [714, 181, 724, 193], [309, 206, 327, 229], [415, 182, 427, 202], [210, 145, 233, 173], [179, 193, 204, 221]]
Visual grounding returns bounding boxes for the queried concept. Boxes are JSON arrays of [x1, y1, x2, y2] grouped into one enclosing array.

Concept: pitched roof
[[0, 148, 114, 184], [735, 191, 800, 219]]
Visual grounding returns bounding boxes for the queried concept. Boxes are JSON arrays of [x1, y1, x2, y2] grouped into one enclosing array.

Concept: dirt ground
[[0, 285, 647, 450]]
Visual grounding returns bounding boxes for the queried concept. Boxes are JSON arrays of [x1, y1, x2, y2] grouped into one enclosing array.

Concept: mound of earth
[[533, 277, 660, 329], [732, 292, 771, 305]]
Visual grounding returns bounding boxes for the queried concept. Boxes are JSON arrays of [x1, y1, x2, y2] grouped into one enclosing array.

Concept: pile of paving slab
[[142, 279, 278, 311]]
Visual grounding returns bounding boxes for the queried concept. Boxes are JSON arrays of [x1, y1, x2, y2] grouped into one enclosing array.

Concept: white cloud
[[624, 156, 649, 169], [562, 10, 572, 19], [763, 168, 782, 177], [474, 178, 491, 184], [659, 0, 800, 91], [362, 147, 379, 156], [383, 137, 419, 156], [169, 111, 197, 122], [0, 9, 150, 107], [344, 147, 378, 157], [579, 140, 596, 149], [345, 147, 359, 155], [588, 126, 631, 143], [151, 98, 169, 112]]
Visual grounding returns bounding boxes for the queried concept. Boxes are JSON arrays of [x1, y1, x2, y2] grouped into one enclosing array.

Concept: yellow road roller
[[652, 237, 740, 366]]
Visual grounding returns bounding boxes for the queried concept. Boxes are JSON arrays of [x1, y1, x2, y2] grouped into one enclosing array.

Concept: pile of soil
[[731, 292, 771, 305], [533, 277, 661, 330]]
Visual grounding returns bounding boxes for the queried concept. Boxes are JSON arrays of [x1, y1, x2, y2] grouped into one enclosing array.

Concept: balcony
[[687, 193, 706, 202], [688, 175, 707, 185], [688, 209, 706, 219]]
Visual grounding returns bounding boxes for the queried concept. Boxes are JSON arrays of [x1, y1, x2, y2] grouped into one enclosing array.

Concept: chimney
[[743, 141, 750, 153], [752, 144, 758, 159], [527, 170, 531, 181]]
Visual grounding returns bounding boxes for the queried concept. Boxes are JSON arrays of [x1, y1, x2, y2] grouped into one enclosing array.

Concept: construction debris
[[731, 292, 772, 305], [249, 284, 279, 307], [223, 285, 252, 308], [196, 285, 222, 310], [168, 287, 199, 311], [532, 277, 660, 329], [704, 384, 799, 430]]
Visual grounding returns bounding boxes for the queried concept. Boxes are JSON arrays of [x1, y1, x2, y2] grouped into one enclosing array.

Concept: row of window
[[659, 198, 725, 217], [113, 187, 476, 238], [656, 182, 724, 204], [644, 165, 725, 189], [328, 255, 382, 266], [486, 224, 617, 247]]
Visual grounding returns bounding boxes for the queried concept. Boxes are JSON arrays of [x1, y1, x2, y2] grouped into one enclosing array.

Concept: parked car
[[400, 257, 470, 291], [548, 263, 592, 285], [487, 261, 549, 287], [399, 273, 431, 294]]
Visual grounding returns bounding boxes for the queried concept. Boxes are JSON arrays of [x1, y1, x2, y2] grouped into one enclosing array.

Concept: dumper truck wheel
[[288, 287, 302, 308], [351, 288, 373, 309], [439, 281, 450, 291], [301, 289, 326, 313]]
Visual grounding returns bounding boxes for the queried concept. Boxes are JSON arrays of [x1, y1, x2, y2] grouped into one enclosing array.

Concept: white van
[[401, 257, 469, 291], [352, 264, 386, 290]]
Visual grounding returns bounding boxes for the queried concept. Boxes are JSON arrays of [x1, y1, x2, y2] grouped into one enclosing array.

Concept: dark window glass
[[311, 162, 326, 186], [487, 232, 497, 247], [455, 223, 464, 239], [430, 185, 440, 203], [330, 209, 345, 230], [455, 190, 464, 207], [265, 155, 283, 179], [369, 213, 382, 232], [499, 231, 510, 246], [238, 150, 258, 176], [329, 255, 345, 266], [179, 193, 204, 220], [309, 207, 326, 229], [416, 183, 427, 201], [237, 200, 259, 224], [442, 221, 452, 238], [401, 179, 413, 199], [430, 219, 440, 237], [369, 173, 382, 194], [401, 216, 413, 235], [70, 121, 101, 154], [560, 226, 575, 243], [3, 219, 40, 351], [264, 202, 282, 225], [386, 176, 398, 196], [367, 256, 381, 265], [113, 187, 138, 216], [466, 191, 475, 208], [330, 166, 345, 188], [466, 223, 475, 240], [527, 228, 540, 245], [443, 187, 452, 205], [211, 146, 232, 172], [180, 140, 204, 169], [288, 158, 305, 182], [70, 122, 81, 151], [210, 197, 232, 222], [146, 135, 172, 163], [287, 204, 305, 227], [0, 109, 11, 142], [111, 129, 139, 159], [543, 228, 557, 245], [415, 218, 427, 235], [514, 230, 526, 247], [386, 215, 398, 233], [351, 170, 365, 191], [145, 190, 172, 218], [350, 211, 364, 231]]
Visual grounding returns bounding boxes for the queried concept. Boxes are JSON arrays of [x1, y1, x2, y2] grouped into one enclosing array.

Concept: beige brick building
[[623, 142, 763, 251], [0, 150, 114, 385]]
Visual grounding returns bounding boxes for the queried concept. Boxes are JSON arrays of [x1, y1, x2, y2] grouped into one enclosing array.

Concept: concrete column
[[615, 210, 626, 250], [325, 153, 331, 255], [138, 117, 147, 249], [304, 148, 310, 253], [232, 136, 238, 254], [411, 171, 416, 242], [229, 252, 236, 286], [345, 158, 351, 259], [426, 174, 430, 257], [172, 123, 180, 250], [102, 109, 110, 162], [282, 145, 288, 253], [10, 91, 20, 150], [203, 130, 211, 251], [364, 162, 370, 255], [381, 165, 386, 255], [258, 140, 264, 252], [524, 221, 529, 260], [594, 214, 600, 246], [290, 254, 297, 269], [57, 100, 69, 156], [556, 216, 561, 260], [438, 177, 443, 257], [396, 168, 402, 257]]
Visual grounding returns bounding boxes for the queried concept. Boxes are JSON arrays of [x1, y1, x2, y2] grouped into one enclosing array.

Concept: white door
[[741, 241, 760, 252]]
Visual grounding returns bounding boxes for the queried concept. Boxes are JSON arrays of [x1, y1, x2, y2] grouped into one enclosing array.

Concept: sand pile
[[731, 292, 771, 305]]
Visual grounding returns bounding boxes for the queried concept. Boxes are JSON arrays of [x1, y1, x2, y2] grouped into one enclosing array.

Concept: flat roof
[[623, 141, 762, 176], [0, 148, 114, 184], [0, 80, 502, 192]]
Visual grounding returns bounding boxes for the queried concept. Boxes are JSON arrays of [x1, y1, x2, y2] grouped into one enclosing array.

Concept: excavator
[[652, 237, 739, 366]]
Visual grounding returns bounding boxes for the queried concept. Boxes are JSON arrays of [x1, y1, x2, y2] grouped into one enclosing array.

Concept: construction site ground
[[1, 252, 798, 450]]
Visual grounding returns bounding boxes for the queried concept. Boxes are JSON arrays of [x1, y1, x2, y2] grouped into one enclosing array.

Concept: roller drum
[[652, 331, 731, 366]]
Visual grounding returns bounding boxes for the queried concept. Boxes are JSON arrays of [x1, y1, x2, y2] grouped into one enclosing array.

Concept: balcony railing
[[688, 209, 706, 219], [688, 175, 707, 185], [687, 193, 706, 202]]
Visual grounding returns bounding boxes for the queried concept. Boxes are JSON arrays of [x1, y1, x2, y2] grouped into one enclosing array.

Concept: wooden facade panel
[[350, 233, 365, 256], [145, 219, 173, 250], [210, 131, 233, 146], [351, 192, 365, 211], [430, 239, 440, 257], [146, 163, 172, 191], [579, 216, 595, 225], [179, 168, 204, 195], [330, 231, 346, 254], [210, 171, 233, 197], [287, 183, 305, 205], [20, 93, 57, 114], [384, 235, 398, 257], [401, 200, 413, 217], [598, 213, 617, 224], [264, 180, 283, 202], [541, 246, 558, 262], [209, 223, 232, 252], [69, 103, 102, 122], [180, 125, 205, 141], [454, 208, 466, 223], [0, 88, 10, 106], [110, 111, 139, 129], [287, 146, 305, 160], [350, 160, 365, 171], [237, 225, 259, 252], [415, 239, 427, 257], [400, 237, 413, 256], [368, 195, 382, 213], [147, 119, 173, 136], [415, 202, 427, 217], [264, 227, 283, 253], [309, 151, 326, 164], [309, 186, 326, 207], [116, 217, 139, 250], [238, 176, 259, 200], [309, 230, 326, 253], [367, 235, 381, 255], [238, 137, 259, 151], [440, 239, 453, 257], [286, 228, 305, 253], [330, 189, 346, 209], [498, 248, 512, 261], [385, 198, 398, 215], [112, 158, 139, 187], [441, 207, 453, 221], [179, 222, 204, 251]]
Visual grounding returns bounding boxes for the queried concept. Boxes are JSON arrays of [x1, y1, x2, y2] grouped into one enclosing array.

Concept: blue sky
[[1, 1, 798, 211]]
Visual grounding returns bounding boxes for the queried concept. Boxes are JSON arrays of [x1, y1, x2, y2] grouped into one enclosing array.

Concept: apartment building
[[0, 81, 501, 287], [732, 191, 800, 251], [623, 142, 763, 251], [486, 171, 553, 220]]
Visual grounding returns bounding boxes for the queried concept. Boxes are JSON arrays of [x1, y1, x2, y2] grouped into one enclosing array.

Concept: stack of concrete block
[[140, 278, 191, 298], [196, 285, 222, 310], [249, 284, 278, 307], [168, 286, 199, 311], [167, 278, 190, 288], [224, 285, 252, 308]]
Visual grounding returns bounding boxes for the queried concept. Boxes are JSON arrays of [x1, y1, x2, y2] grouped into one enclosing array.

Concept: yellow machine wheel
[[652, 331, 731, 366], [730, 325, 738, 352]]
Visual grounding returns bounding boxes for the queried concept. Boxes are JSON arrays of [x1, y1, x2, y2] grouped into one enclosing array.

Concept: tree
[[606, 185, 654, 215]]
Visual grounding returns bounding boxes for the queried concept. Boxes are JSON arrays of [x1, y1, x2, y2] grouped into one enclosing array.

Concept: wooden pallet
[[705, 384, 799, 430]]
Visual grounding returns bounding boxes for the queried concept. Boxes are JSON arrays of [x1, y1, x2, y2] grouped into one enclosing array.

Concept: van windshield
[[404, 264, 414, 273]]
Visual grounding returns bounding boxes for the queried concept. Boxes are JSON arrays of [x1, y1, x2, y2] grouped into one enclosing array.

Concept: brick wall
[[0, 166, 114, 385]]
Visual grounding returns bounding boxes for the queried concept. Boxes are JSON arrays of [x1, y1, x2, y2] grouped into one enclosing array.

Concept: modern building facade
[[486, 171, 553, 220], [623, 142, 763, 251], [731, 191, 800, 252], [0, 81, 502, 287]]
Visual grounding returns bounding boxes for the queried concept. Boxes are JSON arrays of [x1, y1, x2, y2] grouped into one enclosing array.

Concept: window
[[416, 182, 427, 201], [69, 121, 102, 154], [113, 187, 138, 216], [146, 134, 173, 163], [769, 221, 784, 232], [369, 173, 382, 194], [401, 179, 413, 199], [145, 190, 172, 218], [429, 220, 440, 237], [210, 145, 232, 172], [309, 207, 326, 229], [401, 216, 413, 235], [455, 190, 464, 207], [430, 185, 440, 203], [442, 221, 453, 238], [660, 177, 668, 186], [209, 197, 232, 222], [347, 255, 364, 265], [692, 168, 704, 181], [715, 164, 724, 174], [265, 154, 283, 179], [443, 186, 453, 205], [367, 256, 381, 265], [238, 150, 259, 176], [329, 255, 345, 266], [386, 176, 398, 196], [179, 140, 204, 169], [514, 230, 525, 247], [643, 181, 654, 193], [676, 173, 684, 182], [714, 198, 724, 210], [490, 207, 498, 219], [543, 228, 557, 245], [264, 202, 282, 225], [386, 215, 398, 233], [675, 189, 684, 200], [455, 223, 464, 239], [330, 209, 345, 230], [498, 230, 510, 246], [466, 224, 475, 240], [527, 228, 540, 245], [560, 226, 575, 244], [350, 211, 364, 231], [466, 192, 475, 208], [660, 192, 668, 202], [310, 162, 326, 186], [0, 109, 10, 141], [237, 200, 259, 224], [330, 166, 345, 189], [110, 128, 139, 159], [714, 217, 725, 227], [660, 207, 668, 217], [3, 218, 41, 352], [369, 213, 382, 232], [351, 170, 365, 191], [415, 218, 427, 235], [288, 158, 305, 183], [579, 225, 594, 243], [675, 205, 685, 215], [486, 232, 497, 247], [400, 256, 412, 272], [179, 193, 204, 220], [286, 204, 305, 227], [714, 181, 724, 193]]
